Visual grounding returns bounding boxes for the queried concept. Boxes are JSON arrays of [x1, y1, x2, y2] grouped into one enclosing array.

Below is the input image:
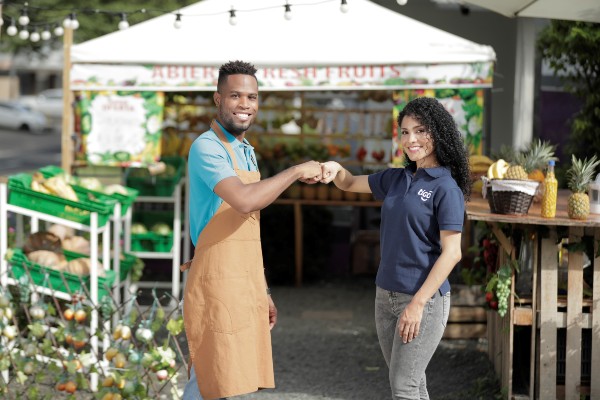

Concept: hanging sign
[[391, 88, 485, 166], [76, 91, 164, 166], [71, 62, 493, 91]]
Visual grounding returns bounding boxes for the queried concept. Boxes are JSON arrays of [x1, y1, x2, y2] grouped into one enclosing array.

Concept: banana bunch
[[487, 159, 509, 180], [31, 172, 79, 202], [161, 129, 182, 156], [470, 155, 494, 174]]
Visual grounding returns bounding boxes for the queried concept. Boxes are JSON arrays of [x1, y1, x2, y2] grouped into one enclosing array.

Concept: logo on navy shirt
[[417, 188, 432, 202]]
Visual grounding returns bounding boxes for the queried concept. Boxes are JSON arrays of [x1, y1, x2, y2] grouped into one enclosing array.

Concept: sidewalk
[[179, 277, 500, 399]]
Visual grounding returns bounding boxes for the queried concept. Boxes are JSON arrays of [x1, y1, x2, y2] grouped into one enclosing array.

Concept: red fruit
[[489, 301, 498, 310], [485, 292, 494, 302], [482, 238, 491, 248]]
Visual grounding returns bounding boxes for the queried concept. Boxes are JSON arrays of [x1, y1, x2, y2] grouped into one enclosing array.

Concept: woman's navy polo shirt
[[368, 166, 464, 296]]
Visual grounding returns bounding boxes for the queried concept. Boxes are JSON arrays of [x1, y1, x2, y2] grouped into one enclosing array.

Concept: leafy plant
[[537, 21, 600, 163]]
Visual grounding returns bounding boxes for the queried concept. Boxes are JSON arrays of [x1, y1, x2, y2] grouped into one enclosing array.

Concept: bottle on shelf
[[541, 160, 558, 218]]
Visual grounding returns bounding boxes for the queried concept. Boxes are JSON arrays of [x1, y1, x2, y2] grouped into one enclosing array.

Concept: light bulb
[[54, 25, 64, 36], [7, 24, 18, 36], [173, 13, 182, 29], [284, 4, 292, 20], [229, 9, 237, 26], [19, 29, 29, 40], [18, 10, 30, 26], [118, 14, 129, 30], [63, 16, 72, 29], [71, 18, 79, 30], [340, 0, 349, 13], [41, 28, 51, 40], [30, 30, 40, 42], [396, 0, 408, 5]]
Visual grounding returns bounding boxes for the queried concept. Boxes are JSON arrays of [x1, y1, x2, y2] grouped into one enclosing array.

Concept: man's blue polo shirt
[[187, 121, 258, 246], [368, 166, 464, 295]]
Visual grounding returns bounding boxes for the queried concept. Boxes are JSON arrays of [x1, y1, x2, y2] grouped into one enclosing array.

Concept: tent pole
[[61, 27, 74, 173]]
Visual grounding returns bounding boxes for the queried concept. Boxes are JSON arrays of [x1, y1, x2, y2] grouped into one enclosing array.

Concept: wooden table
[[274, 198, 382, 287], [466, 191, 600, 400]]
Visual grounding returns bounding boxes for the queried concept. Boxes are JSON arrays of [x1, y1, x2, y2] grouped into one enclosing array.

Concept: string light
[[173, 13, 182, 29], [63, 13, 79, 30], [53, 24, 64, 37], [229, 8, 237, 26], [30, 28, 40, 42], [396, 0, 408, 5], [284, 2, 292, 20], [41, 26, 51, 40], [118, 13, 129, 30], [340, 0, 349, 13], [0, 0, 355, 40], [18, 8, 29, 26], [6, 19, 18, 36]]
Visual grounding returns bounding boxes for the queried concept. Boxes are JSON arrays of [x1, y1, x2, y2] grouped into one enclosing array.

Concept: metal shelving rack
[[125, 181, 182, 303], [0, 182, 118, 391]]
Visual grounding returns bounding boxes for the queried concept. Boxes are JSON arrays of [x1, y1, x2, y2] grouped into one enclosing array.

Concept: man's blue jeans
[[183, 365, 228, 400]]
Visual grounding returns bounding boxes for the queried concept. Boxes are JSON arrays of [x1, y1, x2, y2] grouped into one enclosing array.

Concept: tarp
[[464, 0, 600, 23], [70, 0, 496, 91]]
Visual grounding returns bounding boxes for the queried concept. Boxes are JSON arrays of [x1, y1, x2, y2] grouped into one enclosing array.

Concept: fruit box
[[125, 156, 185, 196], [38, 165, 139, 216], [9, 249, 115, 300], [8, 173, 117, 227]]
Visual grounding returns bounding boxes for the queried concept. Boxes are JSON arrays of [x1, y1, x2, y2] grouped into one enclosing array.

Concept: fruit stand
[[466, 192, 600, 399]]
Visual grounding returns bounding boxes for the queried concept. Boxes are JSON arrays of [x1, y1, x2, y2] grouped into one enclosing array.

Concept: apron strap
[[211, 120, 240, 171]]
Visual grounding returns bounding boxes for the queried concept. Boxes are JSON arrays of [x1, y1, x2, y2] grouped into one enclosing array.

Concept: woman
[[321, 97, 471, 400]]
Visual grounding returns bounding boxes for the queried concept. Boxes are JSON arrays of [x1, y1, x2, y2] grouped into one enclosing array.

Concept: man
[[182, 60, 322, 400]]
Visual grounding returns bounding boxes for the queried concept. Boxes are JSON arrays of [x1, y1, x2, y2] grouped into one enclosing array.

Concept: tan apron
[[181, 121, 274, 399]]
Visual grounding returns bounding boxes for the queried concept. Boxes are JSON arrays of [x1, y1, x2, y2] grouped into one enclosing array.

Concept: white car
[[19, 88, 63, 121], [0, 101, 48, 134]]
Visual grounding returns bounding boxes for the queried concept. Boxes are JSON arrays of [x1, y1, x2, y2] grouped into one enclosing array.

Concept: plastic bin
[[8, 173, 117, 227], [9, 249, 115, 300], [130, 232, 173, 253], [38, 165, 139, 216], [125, 156, 185, 196]]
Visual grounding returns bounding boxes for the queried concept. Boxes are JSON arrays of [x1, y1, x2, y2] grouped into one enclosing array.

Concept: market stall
[[466, 191, 600, 399]]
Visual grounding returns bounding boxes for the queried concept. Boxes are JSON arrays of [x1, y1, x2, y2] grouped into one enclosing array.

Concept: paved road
[[0, 126, 62, 176]]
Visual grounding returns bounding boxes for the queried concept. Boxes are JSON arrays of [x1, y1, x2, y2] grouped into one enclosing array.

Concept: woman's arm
[[320, 161, 371, 193], [397, 230, 462, 343]]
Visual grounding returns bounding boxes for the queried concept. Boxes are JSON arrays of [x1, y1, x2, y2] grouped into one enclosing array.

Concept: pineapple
[[504, 152, 529, 180], [566, 154, 600, 220], [524, 140, 557, 183]]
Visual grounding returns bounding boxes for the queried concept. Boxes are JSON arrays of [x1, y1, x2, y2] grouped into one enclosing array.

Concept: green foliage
[[1, 0, 197, 54], [537, 21, 600, 162]]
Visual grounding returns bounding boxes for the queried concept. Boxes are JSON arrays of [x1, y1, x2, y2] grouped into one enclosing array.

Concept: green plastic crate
[[130, 232, 173, 253], [125, 156, 185, 196], [62, 249, 136, 282], [38, 165, 139, 216], [9, 249, 115, 300], [8, 173, 117, 227]]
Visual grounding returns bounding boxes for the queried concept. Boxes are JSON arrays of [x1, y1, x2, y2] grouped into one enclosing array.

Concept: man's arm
[[214, 160, 322, 214], [320, 161, 371, 193]]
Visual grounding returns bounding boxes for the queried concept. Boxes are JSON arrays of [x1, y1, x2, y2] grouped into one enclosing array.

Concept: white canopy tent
[[69, 0, 496, 91], [463, 0, 600, 23]]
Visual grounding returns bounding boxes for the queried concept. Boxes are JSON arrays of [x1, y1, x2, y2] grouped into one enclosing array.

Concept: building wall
[[371, 0, 518, 154]]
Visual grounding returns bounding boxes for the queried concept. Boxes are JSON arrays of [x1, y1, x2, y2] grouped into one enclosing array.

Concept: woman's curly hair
[[398, 97, 471, 201]]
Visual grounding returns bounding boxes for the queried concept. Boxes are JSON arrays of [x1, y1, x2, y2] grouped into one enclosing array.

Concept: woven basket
[[483, 178, 539, 215]]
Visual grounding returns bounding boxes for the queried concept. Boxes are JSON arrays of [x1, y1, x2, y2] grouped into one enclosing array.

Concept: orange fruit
[[65, 381, 77, 394], [74, 309, 87, 323], [63, 308, 74, 321]]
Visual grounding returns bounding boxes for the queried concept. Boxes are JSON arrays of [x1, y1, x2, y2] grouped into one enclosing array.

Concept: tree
[[537, 21, 600, 162], [0, 0, 197, 54]]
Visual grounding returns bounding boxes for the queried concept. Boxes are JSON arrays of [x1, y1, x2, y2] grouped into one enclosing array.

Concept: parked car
[[0, 100, 48, 134], [18, 88, 63, 121]]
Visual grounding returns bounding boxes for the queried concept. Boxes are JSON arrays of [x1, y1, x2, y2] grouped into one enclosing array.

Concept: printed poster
[[76, 91, 164, 166]]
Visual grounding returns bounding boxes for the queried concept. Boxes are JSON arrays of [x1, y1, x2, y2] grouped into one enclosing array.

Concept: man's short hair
[[217, 60, 258, 92]]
